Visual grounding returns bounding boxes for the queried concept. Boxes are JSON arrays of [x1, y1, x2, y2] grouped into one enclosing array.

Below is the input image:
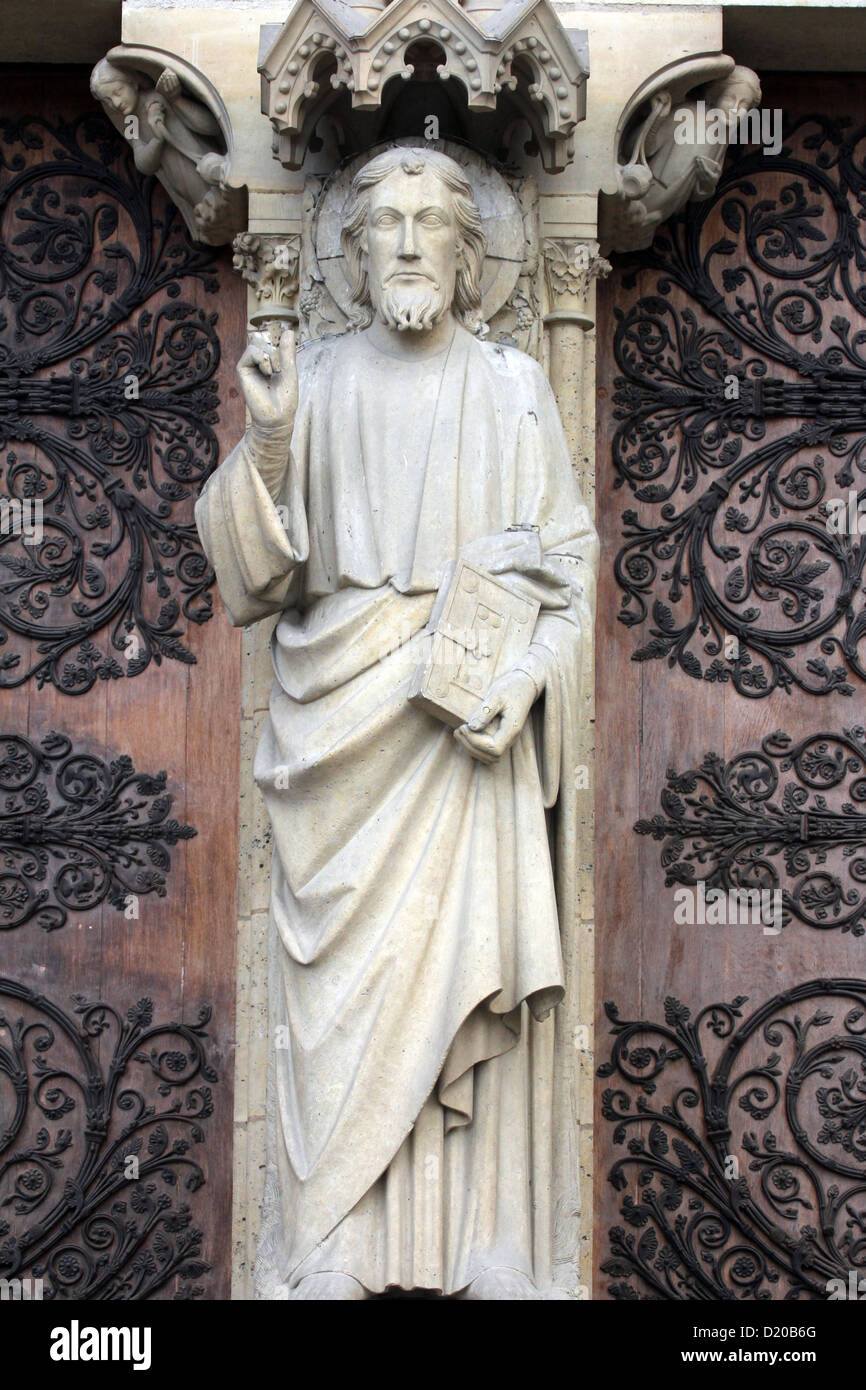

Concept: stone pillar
[[232, 231, 301, 330], [543, 237, 610, 511], [227, 228, 302, 1298], [540, 234, 609, 1295]]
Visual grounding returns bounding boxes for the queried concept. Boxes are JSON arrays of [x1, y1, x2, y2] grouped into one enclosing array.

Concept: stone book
[[409, 559, 541, 728]]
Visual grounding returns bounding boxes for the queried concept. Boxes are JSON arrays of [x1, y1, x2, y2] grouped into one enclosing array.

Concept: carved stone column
[[542, 238, 610, 506], [540, 235, 609, 1300], [232, 232, 301, 332]]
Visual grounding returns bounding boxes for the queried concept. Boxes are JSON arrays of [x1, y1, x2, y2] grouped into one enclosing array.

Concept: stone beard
[[196, 148, 598, 1299], [377, 277, 445, 332], [373, 250, 451, 332]]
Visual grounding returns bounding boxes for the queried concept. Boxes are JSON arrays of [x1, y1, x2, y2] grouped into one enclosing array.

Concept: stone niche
[[258, 0, 589, 174]]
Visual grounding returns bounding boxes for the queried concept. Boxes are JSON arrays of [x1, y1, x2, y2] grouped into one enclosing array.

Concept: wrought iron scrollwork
[[0, 110, 223, 694], [599, 979, 866, 1299], [636, 727, 866, 936], [0, 977, 218, 1299], [0, 730, 195, 932], [610, 113, 866, 697]]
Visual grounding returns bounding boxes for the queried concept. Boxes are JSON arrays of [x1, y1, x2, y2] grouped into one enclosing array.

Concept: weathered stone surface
[[196, 144, 598, 1300]]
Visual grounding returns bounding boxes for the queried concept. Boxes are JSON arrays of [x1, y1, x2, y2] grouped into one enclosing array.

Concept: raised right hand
[[237, 328, 298, 433], [155, 68, 182, 102]]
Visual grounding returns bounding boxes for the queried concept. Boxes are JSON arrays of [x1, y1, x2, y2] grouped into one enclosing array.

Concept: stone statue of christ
[[195, 146, 598, 1300]]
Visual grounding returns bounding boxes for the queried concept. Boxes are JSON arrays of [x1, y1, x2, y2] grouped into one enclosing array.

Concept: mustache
[[383, 271, 439, 286]]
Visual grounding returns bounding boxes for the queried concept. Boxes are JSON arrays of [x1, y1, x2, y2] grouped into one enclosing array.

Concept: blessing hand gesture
[[237, 328, 298, 434]]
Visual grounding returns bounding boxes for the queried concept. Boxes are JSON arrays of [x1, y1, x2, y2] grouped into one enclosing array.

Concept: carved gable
[[259, 0, 587, 172]]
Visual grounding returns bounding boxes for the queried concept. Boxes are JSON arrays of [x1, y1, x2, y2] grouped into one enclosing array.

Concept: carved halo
[[312, 139, 526, 324]]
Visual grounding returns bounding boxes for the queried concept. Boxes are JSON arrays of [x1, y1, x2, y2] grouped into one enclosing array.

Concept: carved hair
[[704, 65, 762, 109], [90, 58, 142, 101], [340, 147, 488, 335]]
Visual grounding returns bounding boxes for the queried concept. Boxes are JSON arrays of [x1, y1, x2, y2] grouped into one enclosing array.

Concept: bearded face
[[376, 277, 448, 332], [362, 167, 459, 334]]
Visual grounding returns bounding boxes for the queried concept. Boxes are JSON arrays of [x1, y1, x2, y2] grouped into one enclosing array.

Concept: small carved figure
[[601, 66, 762, 253], [90, 57, 244, 245]]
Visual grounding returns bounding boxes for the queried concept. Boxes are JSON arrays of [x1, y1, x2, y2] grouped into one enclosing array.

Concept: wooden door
[[595, 76, 866, 1300], [0, 69, 244, 1299]]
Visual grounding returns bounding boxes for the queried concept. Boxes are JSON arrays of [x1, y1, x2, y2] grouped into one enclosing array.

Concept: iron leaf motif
[[610, 113, 866, 697], [0, 976, 218, 1299], [0, 111, 222, 694], [599, 980, 866, 1299], [636, 728, 866, 936], [0, 731, 195, 931]]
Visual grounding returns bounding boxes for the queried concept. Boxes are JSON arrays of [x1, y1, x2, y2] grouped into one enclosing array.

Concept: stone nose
[[398, 220, 420, 259]]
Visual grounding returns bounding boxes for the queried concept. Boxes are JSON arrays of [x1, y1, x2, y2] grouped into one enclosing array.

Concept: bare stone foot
[[462, 1268, 541, 1301], [289, 1272, 368, 1300]]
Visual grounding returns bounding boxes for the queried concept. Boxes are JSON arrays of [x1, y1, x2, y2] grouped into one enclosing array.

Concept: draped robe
[[195, 323, 598, 1296]]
